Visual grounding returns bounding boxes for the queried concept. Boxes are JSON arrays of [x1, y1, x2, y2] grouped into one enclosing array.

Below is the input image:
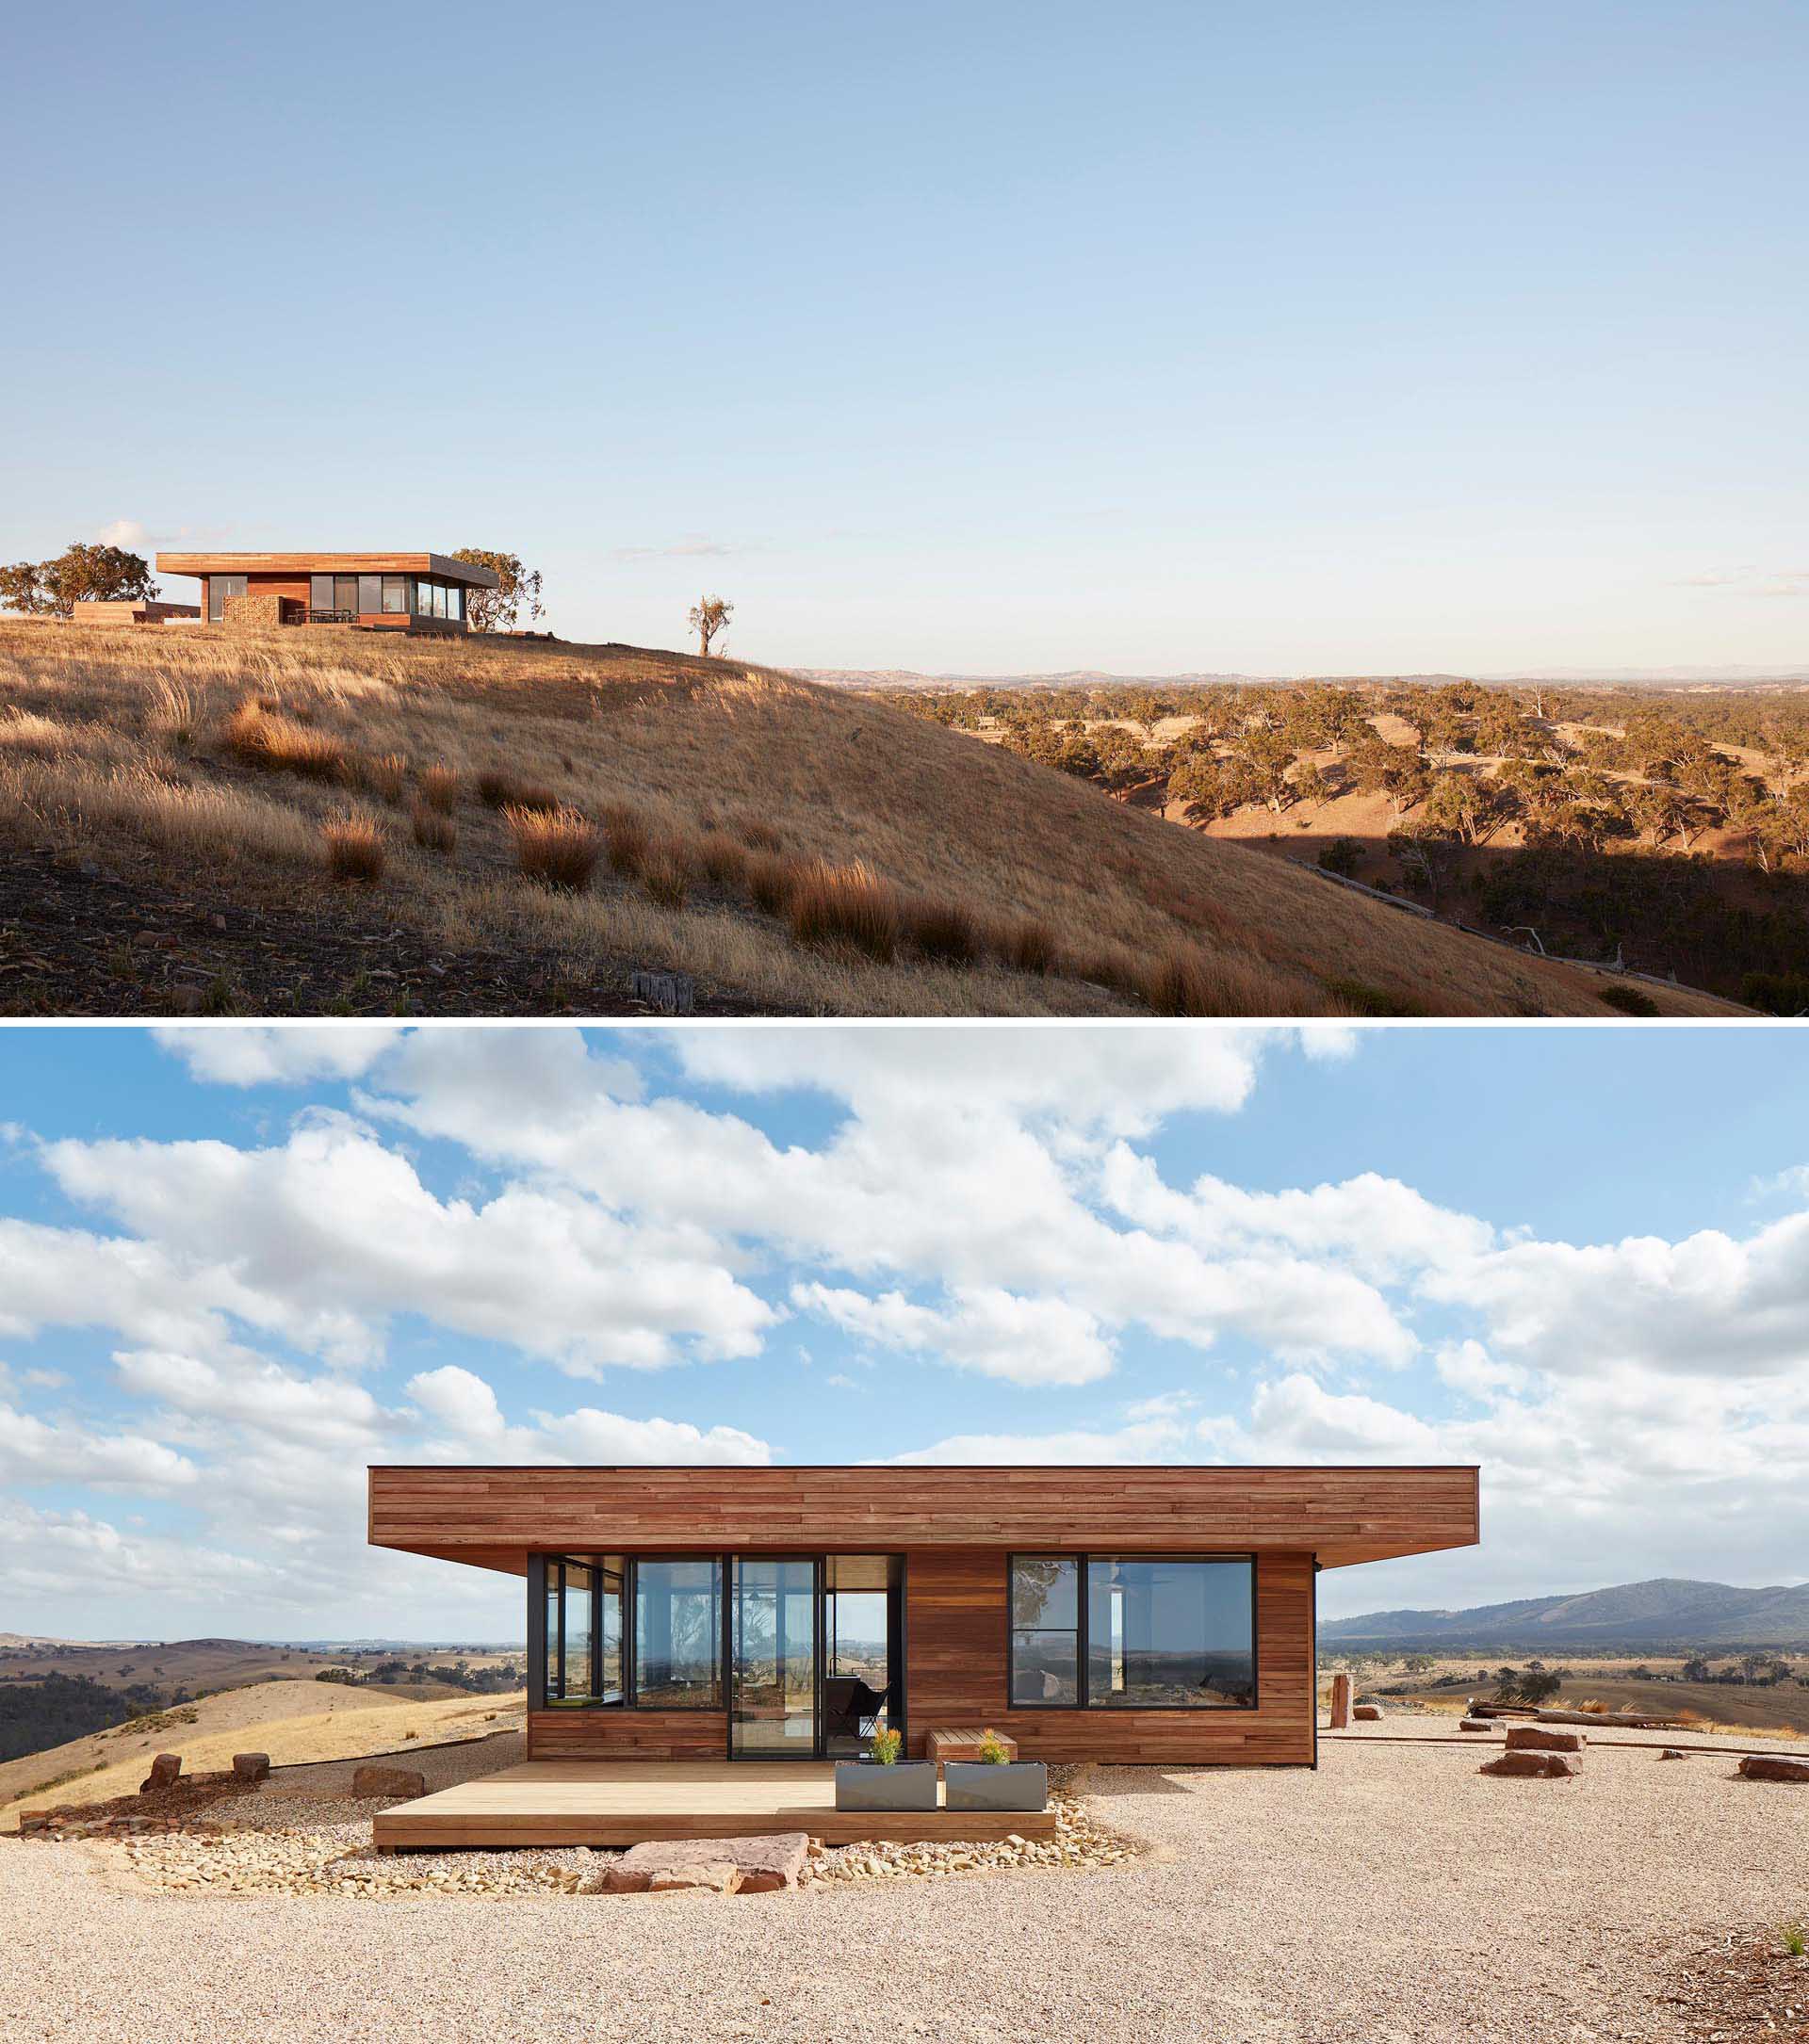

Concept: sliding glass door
[[729, 1558, 819, 1758]]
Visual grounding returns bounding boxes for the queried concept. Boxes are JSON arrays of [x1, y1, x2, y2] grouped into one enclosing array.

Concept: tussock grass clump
[[225, 699, 347, 782], [410, 798, 457, 853], [0, 708, 82, 759], [694, 829, 750, 888], [322, 807, 386, 882], [996, 917, 1057, 975], [788, 858, 902, 962], [639, 835, 692, 909], [507, 803, 602, 890], [478, 768, 561, 813], [602, 802, 652, 876], [738, 817, 783, 853], [418, 763, 458, 814], [364, 752, 410, 803], [745, 851, 796, 917], [904, 895, 981, 965]]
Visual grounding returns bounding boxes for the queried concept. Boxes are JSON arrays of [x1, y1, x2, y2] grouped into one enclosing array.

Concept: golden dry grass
[[322, 807, 386, 881], [0, 1683, 527, 1830], [507, 803, 602, 889], [0, 618, 1745, 1016]]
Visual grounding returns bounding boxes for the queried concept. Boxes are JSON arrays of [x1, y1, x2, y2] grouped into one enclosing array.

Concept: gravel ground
[[4, 1734, 1805, 2044]]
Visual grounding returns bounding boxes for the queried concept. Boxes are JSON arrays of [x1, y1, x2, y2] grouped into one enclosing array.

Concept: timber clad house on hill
[[155, 551, 500, 634], [367, 1464, 1481, 1770]]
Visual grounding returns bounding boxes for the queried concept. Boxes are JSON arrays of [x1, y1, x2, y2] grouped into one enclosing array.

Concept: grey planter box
[[943, 1760, 1049, 1812], [834, 1760, 938, 1811]]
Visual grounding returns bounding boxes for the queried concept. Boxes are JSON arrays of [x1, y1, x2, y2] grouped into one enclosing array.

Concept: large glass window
[[633, 1559, 722, 1708], [382, 575, 407, 614], [449, 583, 464, 622], [333, 574, 358, 615], [207, 573, 247, 622], [1010, 1555, 1255, 1710], [309, 574, 334, 612], [1010, 1556, 1080, 1705], [541, 1555, 624, 1706], [356, 574, 382, 615]]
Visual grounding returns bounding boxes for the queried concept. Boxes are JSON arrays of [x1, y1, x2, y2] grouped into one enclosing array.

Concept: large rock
[[1459, 1718, 1493, 1732], [1351, 1704, 1383, 1723], [139, 1754, 182, 1793], [1505, 1726, 1587, 1754], [351, 1764, 426, 1800], [232, 1753, 270, 1783], [603, 1833, 810, 1895], [1737, 1755, 1809, 1783], [1480, 1751, 1580, 1779]]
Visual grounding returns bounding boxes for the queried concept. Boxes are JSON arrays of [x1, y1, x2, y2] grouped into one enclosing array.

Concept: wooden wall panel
[[368, 1466, 1477, 1571], [528, 1709, 726, 1761], [904, 1547, 1314, 1766]]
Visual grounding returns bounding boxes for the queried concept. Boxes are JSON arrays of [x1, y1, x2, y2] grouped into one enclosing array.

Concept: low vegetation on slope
[[0, 622, 1736, 1016], [884, 677, 1809, 1005]]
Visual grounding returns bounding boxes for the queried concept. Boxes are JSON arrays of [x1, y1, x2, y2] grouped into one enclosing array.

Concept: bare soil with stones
[[5, 1728, 1806, 2042]]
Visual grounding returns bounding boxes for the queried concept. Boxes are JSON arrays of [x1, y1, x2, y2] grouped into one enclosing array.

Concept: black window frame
[[1006, 1551, 1259, 1711], [537, 1553, 626, 1709]]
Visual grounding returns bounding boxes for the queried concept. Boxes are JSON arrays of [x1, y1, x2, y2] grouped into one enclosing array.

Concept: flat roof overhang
[[155, 551, 501, 589], [367, 1463, 1481, 1579]]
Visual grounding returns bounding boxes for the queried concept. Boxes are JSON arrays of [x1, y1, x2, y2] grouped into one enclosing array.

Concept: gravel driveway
[[3, 1731, 1803, 2043]]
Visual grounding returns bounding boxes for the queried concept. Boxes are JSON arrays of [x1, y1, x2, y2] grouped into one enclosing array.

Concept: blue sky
[[2, 1021, 1806, 1643], [4, 2, 1804, 672]]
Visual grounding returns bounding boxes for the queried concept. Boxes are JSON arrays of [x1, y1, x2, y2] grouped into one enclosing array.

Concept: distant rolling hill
[[1322, 1578, 1809, 1649]]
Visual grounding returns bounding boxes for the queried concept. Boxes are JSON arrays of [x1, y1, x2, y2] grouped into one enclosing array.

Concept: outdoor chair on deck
[[823, 1677, 889, 1749]]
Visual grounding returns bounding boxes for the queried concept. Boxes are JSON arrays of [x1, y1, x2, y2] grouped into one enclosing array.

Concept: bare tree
[[688, 593, 734, 657]]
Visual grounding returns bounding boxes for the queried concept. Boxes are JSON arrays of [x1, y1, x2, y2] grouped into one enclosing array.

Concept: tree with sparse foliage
[[450, 548, 545, 634], [689, 593, 734, 656], [0, 542, 157, 617]]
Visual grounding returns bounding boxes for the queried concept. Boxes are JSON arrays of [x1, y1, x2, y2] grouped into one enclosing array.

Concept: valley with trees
[[879, 676, 1809, 1009]]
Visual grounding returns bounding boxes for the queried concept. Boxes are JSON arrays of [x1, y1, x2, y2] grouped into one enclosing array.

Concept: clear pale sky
[[3, 1022, 1806, 1642], [2, 1, 1804, 673]]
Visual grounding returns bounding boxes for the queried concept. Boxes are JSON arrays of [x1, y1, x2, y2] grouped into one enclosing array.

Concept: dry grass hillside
[[0, 1680, 525, 1830], [0, 621, 1737, 1015]]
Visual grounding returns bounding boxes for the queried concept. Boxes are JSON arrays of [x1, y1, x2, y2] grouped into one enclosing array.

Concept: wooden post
[[1329, 1671, 1351, 1729]]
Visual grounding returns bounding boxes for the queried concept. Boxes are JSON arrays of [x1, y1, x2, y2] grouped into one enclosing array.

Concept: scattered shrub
[[322, 808, 386, 882], [904, 895, 980, 965], [1317, 835, 1365, 877], [640, 835, 691, 910], [507, 803, 601, 890], [1599, 984, 1659, 1016], [225, 699, 346, 782], [1740, 971, 1809, 1014], [410, 798, 457, 853], [1325, 975, 1420, 1017], [602, 802, 651, 876], [418, 763, 458, 814], [788, 859, 901, 962]]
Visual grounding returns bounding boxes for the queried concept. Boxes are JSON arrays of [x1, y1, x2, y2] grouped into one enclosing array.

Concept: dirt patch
[[1660, 1929, 1809, 2040]]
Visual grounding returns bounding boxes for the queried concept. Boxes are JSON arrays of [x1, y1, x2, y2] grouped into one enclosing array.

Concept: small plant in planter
[[869, 1727, 904, 1766], [977, 1728, 1011, 1764], [944, 1731, 1048, 1814], [835, 1727, 935, 1811]]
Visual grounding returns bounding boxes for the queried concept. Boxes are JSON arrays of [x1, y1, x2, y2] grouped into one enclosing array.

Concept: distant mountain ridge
[[1321, 1578, 1809, 1648], [798, 667, 1809, 692]]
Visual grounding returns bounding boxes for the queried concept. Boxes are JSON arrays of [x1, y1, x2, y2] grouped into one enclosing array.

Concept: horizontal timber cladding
[[367, 1466, 1478, 1573], [528, 1709, 728, 1762], [904, 1548, 1316, 1765]]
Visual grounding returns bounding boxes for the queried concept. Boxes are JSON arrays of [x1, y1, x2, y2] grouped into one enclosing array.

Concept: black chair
[[823, 1677, 888, 1747]]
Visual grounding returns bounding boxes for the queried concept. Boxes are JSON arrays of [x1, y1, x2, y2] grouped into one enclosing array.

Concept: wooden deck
[[372, 1760, 1059, 1851]]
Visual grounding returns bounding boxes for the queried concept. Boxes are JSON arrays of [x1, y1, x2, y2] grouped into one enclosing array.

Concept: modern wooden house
[[367, 1464, 1479, 1793], [155, 551, 500, 634]]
